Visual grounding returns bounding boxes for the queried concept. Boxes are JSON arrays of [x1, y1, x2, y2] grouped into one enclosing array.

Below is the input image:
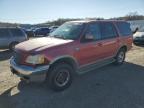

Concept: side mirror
[[132, 27, 139, 34]]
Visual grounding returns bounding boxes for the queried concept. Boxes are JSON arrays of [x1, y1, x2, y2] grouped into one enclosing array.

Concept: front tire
[[114, 49, 126, 65], [47, 63, 73, 91]]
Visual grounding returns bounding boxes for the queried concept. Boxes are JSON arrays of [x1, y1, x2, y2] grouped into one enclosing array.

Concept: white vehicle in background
[[133, 27, 144, 45]]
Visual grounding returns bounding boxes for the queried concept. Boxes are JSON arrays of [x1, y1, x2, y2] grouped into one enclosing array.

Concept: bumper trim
[[10, 58, 49, 75]]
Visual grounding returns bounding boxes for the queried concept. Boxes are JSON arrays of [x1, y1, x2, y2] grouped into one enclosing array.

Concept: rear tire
[[46, 63, 73, 91], [114, 48, 126, 65]]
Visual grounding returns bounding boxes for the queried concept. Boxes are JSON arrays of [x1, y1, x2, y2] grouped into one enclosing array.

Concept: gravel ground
[[0, 45, 144, 108]]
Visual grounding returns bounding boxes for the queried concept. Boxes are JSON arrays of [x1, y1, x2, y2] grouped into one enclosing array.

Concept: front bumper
[[10, 58, 49, 82]]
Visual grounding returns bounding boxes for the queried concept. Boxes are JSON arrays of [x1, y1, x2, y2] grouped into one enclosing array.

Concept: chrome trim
[[10, 57, 49, 75]]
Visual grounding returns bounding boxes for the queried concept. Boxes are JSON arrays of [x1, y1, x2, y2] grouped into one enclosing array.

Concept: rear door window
[[0, 28, 11, 38], [100, 22, 117, 39], [116, 22, 132, 36], [10, 28, 24, 37]]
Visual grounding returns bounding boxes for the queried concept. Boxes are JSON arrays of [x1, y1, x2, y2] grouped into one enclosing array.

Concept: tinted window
[[116, 22, 132, 36], [82, 23, 101, 42], [10, 28, 24, 37], [43, 28, 49, 30], [42, 28, 50, 32], [100, 22, 117, 39], [0, 28, 11, 38]]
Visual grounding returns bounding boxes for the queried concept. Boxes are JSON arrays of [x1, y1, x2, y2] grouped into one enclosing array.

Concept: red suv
[[10, 20, 133, 91]]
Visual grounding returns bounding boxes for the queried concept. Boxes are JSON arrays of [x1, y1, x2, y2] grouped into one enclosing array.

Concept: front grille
[[13, 51, 22, 64]]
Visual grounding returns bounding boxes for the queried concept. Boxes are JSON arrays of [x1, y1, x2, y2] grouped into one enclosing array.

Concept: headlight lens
[[25, 55, 46, 65]]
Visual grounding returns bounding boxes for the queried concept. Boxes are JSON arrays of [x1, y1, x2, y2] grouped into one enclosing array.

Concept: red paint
[[15, 20, 133, 67]]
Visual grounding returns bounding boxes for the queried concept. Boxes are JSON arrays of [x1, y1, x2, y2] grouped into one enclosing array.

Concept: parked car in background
[[34, 27, 50, 37], [10, 20, 133, 91], [0, 27, 27, 50], [49, 26, 59, 33], [23, 29, 35, 37], [133, 27, 144, 45]]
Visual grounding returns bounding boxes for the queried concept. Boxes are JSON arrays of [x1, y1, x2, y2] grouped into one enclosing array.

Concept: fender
[[49, 55, 79, 70]]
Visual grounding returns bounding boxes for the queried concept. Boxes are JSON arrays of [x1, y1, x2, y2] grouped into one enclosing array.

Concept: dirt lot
[[0, 45, 144, 108]]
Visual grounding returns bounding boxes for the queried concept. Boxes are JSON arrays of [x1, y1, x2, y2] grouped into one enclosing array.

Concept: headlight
[[25, 55, 46, 65]]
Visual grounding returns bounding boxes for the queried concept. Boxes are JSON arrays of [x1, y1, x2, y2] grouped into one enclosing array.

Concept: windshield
[[49, 22, 84, 40]]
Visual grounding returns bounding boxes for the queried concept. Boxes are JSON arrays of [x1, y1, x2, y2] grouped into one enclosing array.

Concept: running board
[[77, 58, 115, 74]]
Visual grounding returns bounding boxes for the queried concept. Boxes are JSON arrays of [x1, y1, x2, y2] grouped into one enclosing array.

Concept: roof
[[68, 19, 126, 23]]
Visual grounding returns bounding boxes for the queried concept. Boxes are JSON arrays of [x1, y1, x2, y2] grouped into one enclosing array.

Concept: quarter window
[[116, 22, 132, 36]]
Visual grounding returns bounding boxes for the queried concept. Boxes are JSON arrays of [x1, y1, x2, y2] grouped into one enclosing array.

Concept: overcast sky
[[0, 0, 144, 24]]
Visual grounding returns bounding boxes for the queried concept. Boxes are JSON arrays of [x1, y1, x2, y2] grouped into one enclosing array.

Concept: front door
[[74, 23, 103, 66]]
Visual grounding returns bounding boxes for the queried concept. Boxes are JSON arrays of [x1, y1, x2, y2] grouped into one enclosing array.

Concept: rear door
[[0, 28, 12, 48], [98, 22, 119, 58]]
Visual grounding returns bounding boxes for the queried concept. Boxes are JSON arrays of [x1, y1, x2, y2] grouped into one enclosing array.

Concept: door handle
[[75, 47, 80, 51]]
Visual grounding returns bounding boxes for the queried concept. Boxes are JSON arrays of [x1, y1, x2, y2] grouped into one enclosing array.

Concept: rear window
[[0, 28, 11, 38], [10, 28, 24, 37], [116, 22, 132, 36]]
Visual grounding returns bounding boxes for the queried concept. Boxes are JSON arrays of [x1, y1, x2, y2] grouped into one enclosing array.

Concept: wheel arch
[[9, 41, 19, 50], [115, 45, 127, 57], [9, 41, 19, 46], [119, 45, 127, 52], [49, 56, 79, 73]]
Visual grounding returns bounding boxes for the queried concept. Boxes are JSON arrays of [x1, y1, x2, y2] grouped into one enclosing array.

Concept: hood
[[133, 32, 144, 38], [15, 37, 73, 52]]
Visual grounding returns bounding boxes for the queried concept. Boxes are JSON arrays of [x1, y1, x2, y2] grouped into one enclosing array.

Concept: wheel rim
[[55, 69, 70, 87], [118, 51, 125, 63]]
